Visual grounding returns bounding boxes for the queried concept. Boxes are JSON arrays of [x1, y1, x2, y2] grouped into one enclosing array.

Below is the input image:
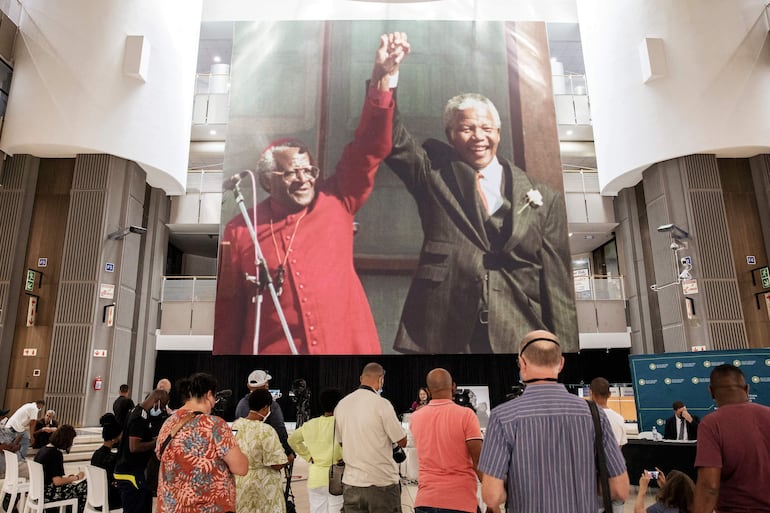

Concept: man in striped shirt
[[479, 330, 629, 513]]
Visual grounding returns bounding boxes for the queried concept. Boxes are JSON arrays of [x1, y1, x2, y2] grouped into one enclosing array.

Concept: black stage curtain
[[154, 349, 631, 421]]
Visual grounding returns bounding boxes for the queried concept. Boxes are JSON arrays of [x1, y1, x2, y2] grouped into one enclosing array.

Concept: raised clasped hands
[[372, 32, 411, 90]]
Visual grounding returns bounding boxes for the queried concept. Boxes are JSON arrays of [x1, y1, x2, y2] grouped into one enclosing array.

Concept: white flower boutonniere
[[517, 189, 544, 214]]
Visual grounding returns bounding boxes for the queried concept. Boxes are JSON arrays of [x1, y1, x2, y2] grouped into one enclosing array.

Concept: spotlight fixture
[[107, 225, 147, 240], [656, 223, 689, 239]]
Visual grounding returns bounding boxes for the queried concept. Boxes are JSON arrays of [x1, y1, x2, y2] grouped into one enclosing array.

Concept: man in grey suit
[[385, 81, 577, 353]]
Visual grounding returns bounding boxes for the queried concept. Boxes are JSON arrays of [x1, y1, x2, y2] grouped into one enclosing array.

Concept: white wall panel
[[0, 0, 203, 195]]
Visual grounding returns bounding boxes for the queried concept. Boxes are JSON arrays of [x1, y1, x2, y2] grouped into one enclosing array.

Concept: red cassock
[[214, 90, 393, 355]]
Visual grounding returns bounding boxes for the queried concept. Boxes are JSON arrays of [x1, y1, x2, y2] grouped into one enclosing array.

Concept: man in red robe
[[215, 33, 410, 355]]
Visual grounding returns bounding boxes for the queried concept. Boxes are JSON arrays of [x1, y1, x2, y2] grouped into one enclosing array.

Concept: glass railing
[[574, 274, 626, 301], [159, 276, 217, 335], [158, 274, 627, 337], [553, 74, 591, 125], [192, 71, 230, 125], [170, 171, 223, 225]]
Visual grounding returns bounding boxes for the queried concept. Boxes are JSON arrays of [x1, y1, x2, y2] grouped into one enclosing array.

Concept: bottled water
[[651, 426, 661, 441]]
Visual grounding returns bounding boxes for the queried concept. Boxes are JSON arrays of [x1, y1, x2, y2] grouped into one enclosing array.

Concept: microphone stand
[[230, 176, 298, 355]]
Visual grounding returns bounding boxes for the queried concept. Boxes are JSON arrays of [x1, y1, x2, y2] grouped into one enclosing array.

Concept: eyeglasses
[[271, 166, 320, 181]]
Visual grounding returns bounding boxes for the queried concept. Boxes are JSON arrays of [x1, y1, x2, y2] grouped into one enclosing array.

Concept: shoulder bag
[[158, 411, 201, 459]]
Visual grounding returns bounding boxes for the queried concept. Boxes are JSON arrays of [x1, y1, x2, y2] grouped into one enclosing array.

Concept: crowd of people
[[0, 338, 768, 513]]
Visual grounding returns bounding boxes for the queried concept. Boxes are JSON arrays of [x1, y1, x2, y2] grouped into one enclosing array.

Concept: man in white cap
[[235, 370, 295, 463]]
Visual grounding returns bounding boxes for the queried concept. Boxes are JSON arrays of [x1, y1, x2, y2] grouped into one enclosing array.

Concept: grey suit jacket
[[385, 109, 578, 354]]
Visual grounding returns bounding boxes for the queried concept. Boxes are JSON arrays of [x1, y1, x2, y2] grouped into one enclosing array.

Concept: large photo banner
[[213, 20, 577, 355]]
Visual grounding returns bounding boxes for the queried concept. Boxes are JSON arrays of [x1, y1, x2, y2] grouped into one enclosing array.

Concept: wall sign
[[103, 304, 115, 326], [22, 348, 37, 356], [105, 263, 115, 272], [760, 266, 770, 289], [38, 257, 48, 267], [93, 349, 108, 357], [747, 255, 756, 265], [25, 270, 36, 292], [99, 283, 115, 300], [682, 279, 699, 295], [26, 296, 38, 326]]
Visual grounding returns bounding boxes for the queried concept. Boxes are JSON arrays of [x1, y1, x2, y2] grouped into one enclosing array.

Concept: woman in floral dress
[[233, 389, 288, 513], [156, 373, 248, 513]]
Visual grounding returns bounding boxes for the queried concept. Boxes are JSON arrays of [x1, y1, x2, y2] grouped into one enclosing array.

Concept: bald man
[[693, 364, 770, 513], [479, 330, 628, 513], [410, 368, 483, 513], [334, 362, 407, 513]]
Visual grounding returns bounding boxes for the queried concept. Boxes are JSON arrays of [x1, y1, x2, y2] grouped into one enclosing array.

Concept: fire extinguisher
[[93, 376, 103, 391]]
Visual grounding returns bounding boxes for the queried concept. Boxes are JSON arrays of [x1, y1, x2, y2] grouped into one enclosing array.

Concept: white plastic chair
[[84, 465, 122, 513], [1, 450, 28, 513], [22, 460, 78, 513]]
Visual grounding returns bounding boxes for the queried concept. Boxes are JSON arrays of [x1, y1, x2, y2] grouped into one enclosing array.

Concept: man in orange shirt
[[409, 368, 483, 513]]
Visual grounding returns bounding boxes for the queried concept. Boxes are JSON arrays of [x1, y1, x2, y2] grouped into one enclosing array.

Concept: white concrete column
[[577, 0, 770, 194], [0, 0, 203, 195]]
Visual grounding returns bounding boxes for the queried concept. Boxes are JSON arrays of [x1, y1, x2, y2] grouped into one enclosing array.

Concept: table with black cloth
[[622, 439, 697, 485]]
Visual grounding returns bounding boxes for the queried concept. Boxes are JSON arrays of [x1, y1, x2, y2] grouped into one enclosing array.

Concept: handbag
[[587, 400, 614, 513], [329, 461, 345, 496], [328, 420, 345, 496]]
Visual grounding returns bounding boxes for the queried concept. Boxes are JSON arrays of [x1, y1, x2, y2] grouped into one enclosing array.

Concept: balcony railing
[[159, 276, 216, 335], [574, 274, 626, 301], [192, 71, 230, 125], [157, 273, 628, 339], [553, 74, 591, 125], [169, 171, 223, 225]]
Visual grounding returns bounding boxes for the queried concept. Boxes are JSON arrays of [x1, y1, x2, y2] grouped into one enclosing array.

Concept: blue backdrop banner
[[629, 349, 770, 433]]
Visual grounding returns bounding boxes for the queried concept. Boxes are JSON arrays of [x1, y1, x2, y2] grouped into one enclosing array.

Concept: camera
[[392, 444, 406, 463], [647, 470, 659, 479]]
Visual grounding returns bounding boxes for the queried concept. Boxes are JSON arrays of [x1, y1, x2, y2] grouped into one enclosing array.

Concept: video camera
[[453, 389, 476, 412], [289, 378, 311, 427], [212, 389, 232, 418]]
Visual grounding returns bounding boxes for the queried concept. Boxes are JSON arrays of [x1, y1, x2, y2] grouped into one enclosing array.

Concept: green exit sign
[[761, 266, 770, 289], [25, 269, 36, 292]]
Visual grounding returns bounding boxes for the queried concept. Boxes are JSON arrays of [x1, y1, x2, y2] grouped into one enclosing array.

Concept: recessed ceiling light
[[209, 130, 217, 135], [568, 232, 573, 237], [213, 56, 221, 63], [566, 130, 574, 136], [584, 234, 595, 240]]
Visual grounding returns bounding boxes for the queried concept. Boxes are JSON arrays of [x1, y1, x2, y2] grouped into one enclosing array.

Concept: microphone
[[223, 171, 251, 191]]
